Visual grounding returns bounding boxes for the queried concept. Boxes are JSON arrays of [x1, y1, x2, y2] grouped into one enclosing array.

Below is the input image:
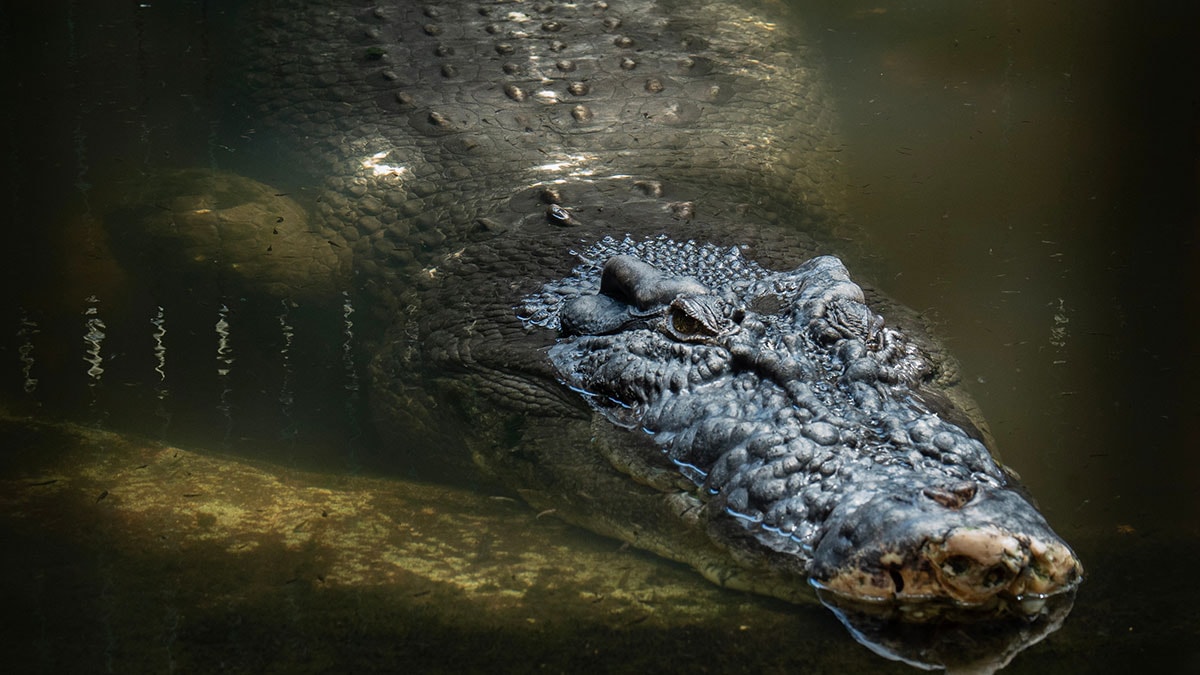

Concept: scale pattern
[[522, 237, 1006, 560]]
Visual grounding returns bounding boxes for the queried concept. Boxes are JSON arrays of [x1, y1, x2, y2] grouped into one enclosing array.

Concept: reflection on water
[[0, 0, 1196, 672], [215, 302, 234, 441], [82, 296, 106, 384], [151, 306, 167, 391], [277, 300, 296, 434], [4, 292, 368, 470], [341, 292, 359, 395], [17, 311, 38, 393], [816, 588, 1078, 673]]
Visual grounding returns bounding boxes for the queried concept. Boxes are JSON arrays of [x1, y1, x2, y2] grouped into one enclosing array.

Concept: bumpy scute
[[521, 236, 1082, 613]]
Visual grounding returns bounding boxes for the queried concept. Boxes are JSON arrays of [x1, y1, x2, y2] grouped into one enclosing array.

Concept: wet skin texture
[[217, 0, 1082, 655], [518, 238, 1081, 609]]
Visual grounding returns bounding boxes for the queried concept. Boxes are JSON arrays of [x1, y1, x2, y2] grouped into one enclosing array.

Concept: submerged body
[[103, 0, 1081, 669]]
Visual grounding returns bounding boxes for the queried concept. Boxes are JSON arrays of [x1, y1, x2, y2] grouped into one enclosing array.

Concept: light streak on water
[[82, 296, 106, 384], [341, 292, 359, 395], [17, 311, 39, 394], [151, 306, 172, 434], [278, 300, 296, 438], [215, 304, 233, 377], [1050, 298, 1070, 365], [151, 306, 167, 384], [342, 291, 363, 471], [215, 304, 234, 438]]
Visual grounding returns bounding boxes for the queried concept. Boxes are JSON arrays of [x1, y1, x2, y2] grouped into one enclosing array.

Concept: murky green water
[[0, 1, 1195, 672]]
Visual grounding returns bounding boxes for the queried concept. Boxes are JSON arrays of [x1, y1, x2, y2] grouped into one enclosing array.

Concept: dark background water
[[813, 0, 1199, 536], [811, 2, 1199, 669], [0, 0, 1196, 672]]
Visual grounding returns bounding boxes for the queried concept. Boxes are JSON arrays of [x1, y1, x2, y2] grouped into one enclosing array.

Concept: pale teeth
[[1019, 597, 1047, 614]]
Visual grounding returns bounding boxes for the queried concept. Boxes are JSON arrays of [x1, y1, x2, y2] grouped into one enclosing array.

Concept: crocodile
[[100, 0, 1082, 668]]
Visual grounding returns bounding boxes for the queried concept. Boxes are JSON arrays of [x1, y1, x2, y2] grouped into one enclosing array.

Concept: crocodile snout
[[811, 483, 1083, 612]]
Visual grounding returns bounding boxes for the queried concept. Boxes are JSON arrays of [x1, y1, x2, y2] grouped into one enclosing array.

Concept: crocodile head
[[522, 236, 1082, 617]]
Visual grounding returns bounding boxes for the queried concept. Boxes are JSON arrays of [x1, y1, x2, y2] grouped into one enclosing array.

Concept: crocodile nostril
[[922, 481, 978, 510], [981, 563, 1014, 588], [941, 554, 975, 578], [939, 555, 1015, 590]]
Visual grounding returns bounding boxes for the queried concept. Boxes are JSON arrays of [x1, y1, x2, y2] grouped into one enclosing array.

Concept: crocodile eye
[[671, 309, 703, 335], [662, 296, 740, 342]]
